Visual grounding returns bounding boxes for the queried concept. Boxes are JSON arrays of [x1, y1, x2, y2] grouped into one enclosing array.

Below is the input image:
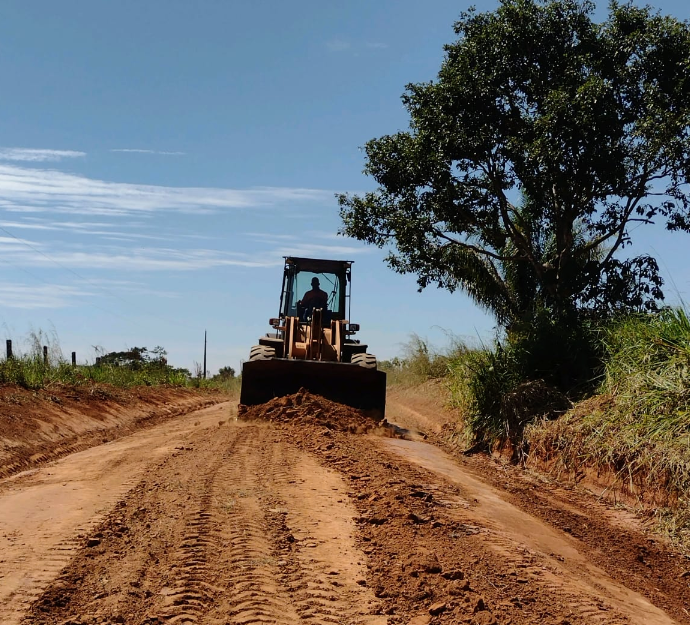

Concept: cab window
[[286, 271, 343, 317]]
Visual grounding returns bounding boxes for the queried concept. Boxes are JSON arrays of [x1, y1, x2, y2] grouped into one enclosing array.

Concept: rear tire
[[249, 345, 276, 361], [351, 353, 377, 369]]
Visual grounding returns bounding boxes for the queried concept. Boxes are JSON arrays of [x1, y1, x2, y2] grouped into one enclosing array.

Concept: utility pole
[[203, 330, 207, 380]]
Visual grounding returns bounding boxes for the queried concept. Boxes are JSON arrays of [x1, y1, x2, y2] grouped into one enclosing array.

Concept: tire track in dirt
[[262, 436, 385, 625], [143, 469, 224, 624], [388, 436, 675, 623], [23, 429, 247, 625], [0, 404, 235, 625], [21, 422, 383, 625], [462, 530, 630, 623], [195, 427, 300, 625], [0, 472, 144, 625]]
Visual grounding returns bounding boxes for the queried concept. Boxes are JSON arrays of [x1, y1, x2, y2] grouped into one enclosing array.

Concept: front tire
[[249, 345, 276, 361], [351, 353, 377, 369]]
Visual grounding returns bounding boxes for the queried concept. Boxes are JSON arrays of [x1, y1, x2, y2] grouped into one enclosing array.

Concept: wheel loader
[[240, 257, 387, 418]]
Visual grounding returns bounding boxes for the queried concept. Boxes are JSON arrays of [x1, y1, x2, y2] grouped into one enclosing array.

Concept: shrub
[[447, 340, 571, 454]]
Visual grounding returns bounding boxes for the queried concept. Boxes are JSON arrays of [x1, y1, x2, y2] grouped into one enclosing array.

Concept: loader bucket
[[240, 358, 387, 420]]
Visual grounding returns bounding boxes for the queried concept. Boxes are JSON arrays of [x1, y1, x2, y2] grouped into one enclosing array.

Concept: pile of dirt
[[239, 389, 397, 435], [0, 382, 229, 479]]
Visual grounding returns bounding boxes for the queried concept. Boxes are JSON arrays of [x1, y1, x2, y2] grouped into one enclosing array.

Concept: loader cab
[[280, 257, 351, 322]]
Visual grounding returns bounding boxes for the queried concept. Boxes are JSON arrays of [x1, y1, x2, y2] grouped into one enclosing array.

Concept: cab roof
[[284, 257, 353, 274]]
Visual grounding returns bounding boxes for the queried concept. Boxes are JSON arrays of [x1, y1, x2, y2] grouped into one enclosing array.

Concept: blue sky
[[1, 0, 689, 374]]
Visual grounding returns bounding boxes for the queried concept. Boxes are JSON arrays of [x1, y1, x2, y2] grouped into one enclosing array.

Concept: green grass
[[526, 307, 690, 551], [0, 355, 203, 390], [447, 344, 572, 454], [0, 334, 240, 393]]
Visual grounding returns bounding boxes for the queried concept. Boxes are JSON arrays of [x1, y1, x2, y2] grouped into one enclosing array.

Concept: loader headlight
[[349, 323, 360, 332], [269, 318, 281, 327]]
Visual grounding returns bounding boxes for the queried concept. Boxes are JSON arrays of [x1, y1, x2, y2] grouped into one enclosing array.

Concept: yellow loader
[[240, 257, 386, 418]]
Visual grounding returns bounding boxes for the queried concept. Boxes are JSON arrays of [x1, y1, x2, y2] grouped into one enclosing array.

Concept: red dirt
[[1, 390, 688, 625], [0, 382, 228, 479]]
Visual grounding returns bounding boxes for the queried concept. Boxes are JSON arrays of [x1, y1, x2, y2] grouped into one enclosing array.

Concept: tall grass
[[446, 341, 571, 453], [380, 334, 456, 386], [527, 307, 690, 550]]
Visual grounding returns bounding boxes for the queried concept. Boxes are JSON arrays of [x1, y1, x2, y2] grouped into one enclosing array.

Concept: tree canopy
[[339, 0, 690, 328], [96, 346, 167, 368], [215, 366, 236, 380]]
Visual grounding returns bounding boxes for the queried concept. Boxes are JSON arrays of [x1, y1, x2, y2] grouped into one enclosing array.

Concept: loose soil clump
[[239, 388, 397, 435]]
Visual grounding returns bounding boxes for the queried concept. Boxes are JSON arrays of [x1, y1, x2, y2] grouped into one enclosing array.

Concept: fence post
[[72, 351, 77, 367], [6, 340, 12, 360], [43, 345, 48, 366]]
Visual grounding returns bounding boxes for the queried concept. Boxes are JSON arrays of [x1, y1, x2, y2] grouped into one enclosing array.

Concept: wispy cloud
[[244, 232, 298, 242], [0, 246, 276, 271], [0, 165, 360, 280], [0, 279, 181, 309], [273, 243, 369, 260], [0, 218, 171, 241], [0, 164, 333, 217], [111, 149, 185, 156], [71, 277, 181, 299], [245, 231, 352, 244], [0, 240, 368, 272], [0, 219, 116, 233], [0, 234, 44, 249], [0, 148, 86, 162], [0, 282, 91, 309]]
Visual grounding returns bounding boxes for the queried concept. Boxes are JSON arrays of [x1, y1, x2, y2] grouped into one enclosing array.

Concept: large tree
[[339, 0, 690, 328]]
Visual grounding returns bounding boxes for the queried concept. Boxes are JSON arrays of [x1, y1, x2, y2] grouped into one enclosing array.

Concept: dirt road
[[1, 393, 689, 624]]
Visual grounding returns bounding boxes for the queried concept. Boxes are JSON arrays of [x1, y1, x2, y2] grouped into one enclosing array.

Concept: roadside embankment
[[385, 312, 690, 552], [399, 377, 690, 553], [0, 383, 232, 479]]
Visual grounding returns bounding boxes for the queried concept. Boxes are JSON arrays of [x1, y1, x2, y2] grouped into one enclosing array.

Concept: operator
[[298, 277, 328, 319]]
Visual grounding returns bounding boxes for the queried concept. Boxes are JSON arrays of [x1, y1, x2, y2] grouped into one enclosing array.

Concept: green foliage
[[601, 308, 690, 408], [339, 0, 690, 448], [447, 332, 574, 451], [385, 327, 587, 448], [203, 374, 241, 394], [96, 346, 169, 369], [339, 0, 690, 323], [198, 366, 241, 394], [0, 355, 191, 389]]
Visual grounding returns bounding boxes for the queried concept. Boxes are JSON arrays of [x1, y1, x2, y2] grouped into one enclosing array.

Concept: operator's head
[[311, 277, 320, 288]]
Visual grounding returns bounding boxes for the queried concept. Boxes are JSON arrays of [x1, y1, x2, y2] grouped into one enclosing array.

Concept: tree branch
[[433, 228, 520, 262]]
